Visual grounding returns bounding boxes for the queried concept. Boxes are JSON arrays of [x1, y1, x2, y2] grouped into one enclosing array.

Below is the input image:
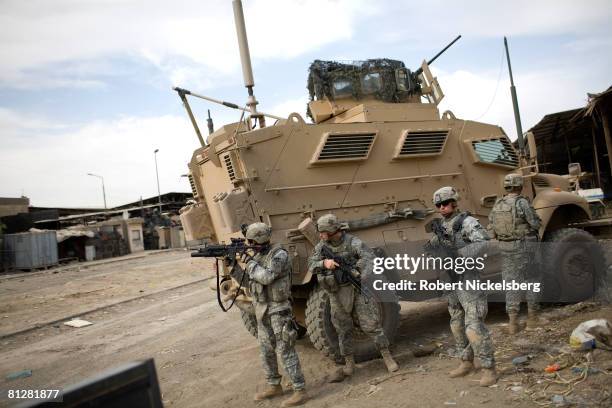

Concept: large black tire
[[305, 284, 400, 363], [240, 309, 258, 338], [542, 228, 605, 302]]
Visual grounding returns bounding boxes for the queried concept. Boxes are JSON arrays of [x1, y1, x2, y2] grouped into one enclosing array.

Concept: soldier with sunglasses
[[427, 187, 497, 386]]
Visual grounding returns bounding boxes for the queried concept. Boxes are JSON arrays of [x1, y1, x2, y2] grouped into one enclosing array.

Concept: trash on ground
[[545, 363, 561, 373], [64, 318, 93, 328], [512, 355, 530, 365], [569, 319, 612, 350], [551, 394, 566, 406], [6, 369, 32, 381]]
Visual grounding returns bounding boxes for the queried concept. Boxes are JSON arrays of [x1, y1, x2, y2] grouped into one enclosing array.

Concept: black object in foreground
[[18, 359, 162, 408]]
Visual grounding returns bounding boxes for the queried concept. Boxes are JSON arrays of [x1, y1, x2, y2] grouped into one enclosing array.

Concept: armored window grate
[[472, 137, 519, 168], [188, 174, 198, 198], [398, 130, 448, 157], [316, 133, 376, 161], [532, 176, 550, 187], [223, 154, 236, 181]]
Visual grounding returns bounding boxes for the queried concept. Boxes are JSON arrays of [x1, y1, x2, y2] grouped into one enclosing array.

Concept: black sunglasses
[[435, 199, 454, 208]]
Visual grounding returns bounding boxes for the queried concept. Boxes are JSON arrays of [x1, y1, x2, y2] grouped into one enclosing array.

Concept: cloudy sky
[[1, 0, 611, 208]]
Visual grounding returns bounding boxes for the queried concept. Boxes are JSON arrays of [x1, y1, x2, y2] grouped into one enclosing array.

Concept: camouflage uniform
[[489, 192, 542, 314], [428, 210, 496, 369], [308, 233, 388, 357], [246, 243, 305, 391]]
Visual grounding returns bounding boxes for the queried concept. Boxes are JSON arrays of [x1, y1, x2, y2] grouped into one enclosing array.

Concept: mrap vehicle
[[175, 0, 604, 361]]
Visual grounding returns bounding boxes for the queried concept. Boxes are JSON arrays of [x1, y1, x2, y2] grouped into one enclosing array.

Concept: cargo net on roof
[[307, 59, 415, 103]]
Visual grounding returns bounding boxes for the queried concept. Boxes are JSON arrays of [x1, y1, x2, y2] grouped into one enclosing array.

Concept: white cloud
[[269, 97, 307, 119], [381, 0, 612, 45], [0, 109, 201, 207], [436, 65, 599, 141], [0, 0, 374, 90]]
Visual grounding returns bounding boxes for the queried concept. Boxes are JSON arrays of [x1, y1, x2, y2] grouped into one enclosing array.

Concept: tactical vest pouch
[[281, 320, 298, 346], [268, 277, 290, 302], [320, 273, 339, 292], [492, 200, 515, 240], [250, 281, 267, 303]]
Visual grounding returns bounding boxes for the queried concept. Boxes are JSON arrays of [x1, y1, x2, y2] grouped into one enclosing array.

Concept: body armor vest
[[490, 195, 531, 241], [250, 244, 292, 304]]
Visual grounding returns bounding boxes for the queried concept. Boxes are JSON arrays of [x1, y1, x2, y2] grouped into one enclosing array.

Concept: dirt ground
[[0, 250, 611, 408]]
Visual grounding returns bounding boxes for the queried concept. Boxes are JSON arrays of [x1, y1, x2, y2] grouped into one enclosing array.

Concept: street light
[[154, 149, 162, 213], [87, 173, 107, 211]]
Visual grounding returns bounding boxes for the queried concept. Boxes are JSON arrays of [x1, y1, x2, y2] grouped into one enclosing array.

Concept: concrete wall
[[0, 197, 30, 218]]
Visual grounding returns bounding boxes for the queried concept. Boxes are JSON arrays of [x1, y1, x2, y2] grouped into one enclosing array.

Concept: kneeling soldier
[[309, 214, 399, 382], [245, 222, 307, 407]]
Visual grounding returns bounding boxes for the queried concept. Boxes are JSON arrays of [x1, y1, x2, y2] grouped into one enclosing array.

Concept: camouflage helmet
[[433, 186, 459, 206], [317, 214, 341, 233], [245, 222, 272, 244], [503, 173, 523, 189]]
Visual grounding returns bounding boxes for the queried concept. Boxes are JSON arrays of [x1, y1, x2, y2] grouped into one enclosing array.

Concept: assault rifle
[[191, 237, 262, 263], [319, 245, 375, 299], [191, 237, 265, 312], [424, 218, 460, 259]]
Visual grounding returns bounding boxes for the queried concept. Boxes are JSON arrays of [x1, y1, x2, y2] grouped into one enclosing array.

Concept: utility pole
[[154, 149, 162, 213], [87, 173, 107, 212]]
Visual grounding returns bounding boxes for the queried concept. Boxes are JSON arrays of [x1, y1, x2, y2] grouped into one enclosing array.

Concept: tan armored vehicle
[[176, 0, 604, 361]]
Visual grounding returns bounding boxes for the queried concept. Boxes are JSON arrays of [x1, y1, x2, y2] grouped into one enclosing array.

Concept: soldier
[[488, 173, 542, 334], [244, 222, 307, 407], [427, 187, 497, 386], [308, 214, 399, 382]]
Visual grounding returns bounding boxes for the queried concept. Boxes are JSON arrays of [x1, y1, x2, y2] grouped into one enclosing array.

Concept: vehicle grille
[[317, 133, 376, 161], [399, 130, 449, 156], [188, 174, 198, 197], [223, 154, 236, 181]]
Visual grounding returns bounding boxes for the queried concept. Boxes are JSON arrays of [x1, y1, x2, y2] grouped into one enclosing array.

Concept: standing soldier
[[244, 222, 307, 407], [488, 173, 542, 334], [308, 214, 399, 382], [427, 187, 497, 386]]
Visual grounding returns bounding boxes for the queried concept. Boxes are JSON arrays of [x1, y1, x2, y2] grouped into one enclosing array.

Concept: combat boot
[[448, 360, 474, 378], [342, 355, 355, 376], [380, 348, 399, 372], [253, 384, 283, 401], [526, 309, 547, 330], [328, 367, 345, 383], [508, 313, 520, 335], [280, 389, 308, 407], [479, 367, 498, 387]]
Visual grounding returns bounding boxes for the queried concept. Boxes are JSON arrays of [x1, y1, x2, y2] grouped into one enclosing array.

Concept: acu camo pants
[[447, 286, 495, 369], [329, 287, 389, 357], [257, 310, 305, 390]]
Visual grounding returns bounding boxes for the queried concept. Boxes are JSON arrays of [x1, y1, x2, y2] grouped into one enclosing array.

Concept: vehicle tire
[[305, 283, 400, 363], [240, 309, 258, 338], [542, 228, 605, 302]]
